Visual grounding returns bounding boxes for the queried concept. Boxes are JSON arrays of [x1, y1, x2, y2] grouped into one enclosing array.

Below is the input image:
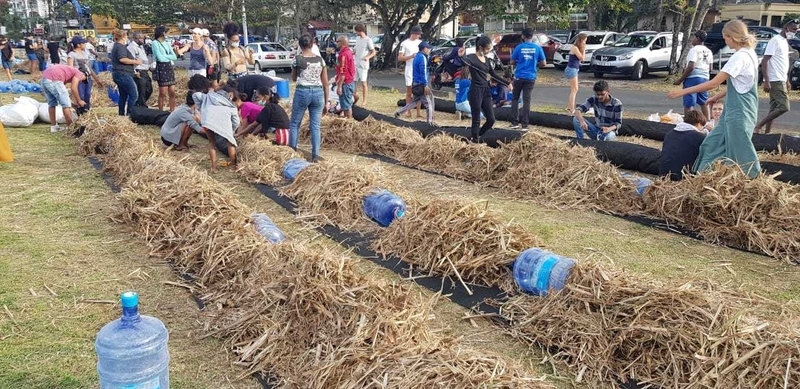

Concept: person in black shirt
[[227, 74, 276, 102], [24, 34, 39, 76], [659, 110, 708, 181], [1, 35, 14, 81], [47, 36, 62, 65], [460, 36, 505, 143], [235, 87, 290, 145], [109, 29, 142, 116]]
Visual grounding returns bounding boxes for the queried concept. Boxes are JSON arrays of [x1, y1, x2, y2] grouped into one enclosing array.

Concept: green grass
[[0, 124, 259, 389]]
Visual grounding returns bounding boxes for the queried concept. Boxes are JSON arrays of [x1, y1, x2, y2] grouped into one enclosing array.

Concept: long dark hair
[[476, 36, 492, 52], [257, 86, 279, 104], [298, 34, 313, 51], [155, 26, 168, 40]]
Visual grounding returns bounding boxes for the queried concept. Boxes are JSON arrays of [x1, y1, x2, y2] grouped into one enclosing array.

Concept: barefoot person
[[196, 85, 240, 172], [160, 91, 204, 150], [755, 19, 798, 134], [353, 24, 376, 107], [667, 20, 761, 178], [565, 33, 587, 114]]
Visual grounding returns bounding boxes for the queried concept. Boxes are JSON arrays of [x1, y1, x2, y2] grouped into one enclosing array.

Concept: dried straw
[[75, 112, 140, 156], [373, 198, 540, 291], [645, 162, 800, 262], [759, 150, 800, 166], [501, 261, 800, 388], [400, 134, 502, 183], [94, 123, 548, 388], [236, 136, 302, 185]]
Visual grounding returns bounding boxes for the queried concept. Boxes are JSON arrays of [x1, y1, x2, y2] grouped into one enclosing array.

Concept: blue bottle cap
[[120, 291, 139, 308]]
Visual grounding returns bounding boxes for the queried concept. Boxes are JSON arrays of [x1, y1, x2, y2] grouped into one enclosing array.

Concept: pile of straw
[[374, 198, 539, 291], [236, 136, 302, 185], [759, 151, 800, 165], [313, 116, 425, 160], [87, 120, 548, 388], [492, 132, 642, 213], [501, 261, 799, 388], [279, 160, 386, 229], [400, 134, 502, 183], [645, 162, 800, 261], [75, 113, 139, 156]]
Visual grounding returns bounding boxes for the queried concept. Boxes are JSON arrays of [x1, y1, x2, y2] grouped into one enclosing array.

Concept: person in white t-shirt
[[667, 20, 761, 178], [398, 25, 423, 118], [673, 30, 713, 118], [755, 19, 798, 134], [353, 23, 376, 107]]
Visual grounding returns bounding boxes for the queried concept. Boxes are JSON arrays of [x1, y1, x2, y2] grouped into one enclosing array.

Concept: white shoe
[[509, 124, 521, 130], [50, 125, 63, 133]]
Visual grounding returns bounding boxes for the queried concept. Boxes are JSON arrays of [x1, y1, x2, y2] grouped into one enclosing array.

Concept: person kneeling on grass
[[394, 41, 435, 125], [573, 80, 622, 141], [40, 64, 86, 133], [196, 85, 240, 172], [235, 87, 290, 145], [160, 91, 205, 151], [659, 110, 708, 181]]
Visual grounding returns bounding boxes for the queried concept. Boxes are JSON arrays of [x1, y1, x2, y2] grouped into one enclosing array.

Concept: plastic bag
[[660, 109, 683, 124], [38, 102, 76, 124], [0, 97, 41, 127], [647, 112, 660, 122]]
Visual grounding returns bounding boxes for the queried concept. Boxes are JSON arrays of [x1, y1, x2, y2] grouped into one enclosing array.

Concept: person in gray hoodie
[[659, 110, 708, 181], [195, 85, 240, 171]]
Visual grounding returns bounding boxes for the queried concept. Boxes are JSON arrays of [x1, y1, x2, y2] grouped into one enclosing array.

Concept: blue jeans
[[339, 82, 355, 110], [573, 117, 617, 141], [41, 78, 71, 108], [78, 78, 92, 112], [112, 71, 138, 116], [289, 87, 325, 158]]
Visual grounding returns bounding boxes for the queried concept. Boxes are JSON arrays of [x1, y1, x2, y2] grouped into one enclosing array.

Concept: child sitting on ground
[[659, 109, 708, 181], [236, 86, 290, 145], [705, 101, 723, 131], [160, 90, 205, 150], [196, 85, 240, 172]]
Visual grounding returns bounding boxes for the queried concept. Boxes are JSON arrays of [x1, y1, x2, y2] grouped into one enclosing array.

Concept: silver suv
[[591, 31, 683, 80], [554, 31, 621, 69]]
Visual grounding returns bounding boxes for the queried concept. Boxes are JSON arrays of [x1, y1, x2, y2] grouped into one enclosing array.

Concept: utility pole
[[241, 0, 249, 44]]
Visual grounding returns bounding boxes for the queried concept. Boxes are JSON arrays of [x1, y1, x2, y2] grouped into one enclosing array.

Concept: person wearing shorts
[[335, 36, 356, 118], [24, 34, 39, 76], [353, 24, 376, 107], [0, 35, 13, 81], [755, 19, 797, 134], [398, 25, 422, 118], [40, 64, 85, 132], [673, 30, 713, 119]]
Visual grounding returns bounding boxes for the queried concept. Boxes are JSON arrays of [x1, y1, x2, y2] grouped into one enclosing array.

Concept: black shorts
[[161, 136, 175, 147]]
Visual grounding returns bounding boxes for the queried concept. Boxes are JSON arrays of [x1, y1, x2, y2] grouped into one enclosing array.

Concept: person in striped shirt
[[572, 80, 622, 141]]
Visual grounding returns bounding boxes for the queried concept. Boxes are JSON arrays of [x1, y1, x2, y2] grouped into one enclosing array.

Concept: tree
[[669, 0, 712, 76], [361, 0, 430, 69]]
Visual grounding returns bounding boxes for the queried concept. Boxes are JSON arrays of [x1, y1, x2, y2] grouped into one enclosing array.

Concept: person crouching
[[659, 110, 708, 181], [196, 85, 240, 172], [235, 86, 290, 145], [160, 91, 204, 151]]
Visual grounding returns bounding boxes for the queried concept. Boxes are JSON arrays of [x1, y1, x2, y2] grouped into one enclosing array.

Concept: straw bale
[[759, 150, 800, 165], [373, 198, 539, 291], [493, 132, 642, 213], [501, 261, 800, 388], [644, 162, 800, 262], [279, 161, 386, 230], [75, 113, 140, 156], [90, 72, 116, 108], [315, 115, 425, 160], [400, 133, 502, 183], [236, 136, 302, 185]]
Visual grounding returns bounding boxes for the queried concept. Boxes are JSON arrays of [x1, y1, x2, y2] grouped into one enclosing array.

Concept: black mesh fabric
[[129, 106, 171, 127]]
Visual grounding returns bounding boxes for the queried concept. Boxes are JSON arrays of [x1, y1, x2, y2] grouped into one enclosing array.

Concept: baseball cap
[[202, 29, 210, 37], [71, 36, 87, 45], [418, 41, 432, 50], [410, 25, 422, 35], [191, 28, 203, 35]]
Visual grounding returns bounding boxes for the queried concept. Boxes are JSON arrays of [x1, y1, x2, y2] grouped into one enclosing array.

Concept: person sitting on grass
[[39, 64, 86, 133], [196, 85, 240, 172], [573, 80, 622, 141], [490, 77, 509, 108], [160, 90, 205, 151], [659, 109, 708, 181], [236, 87, 290, 145], [455, 65, 474, 119]]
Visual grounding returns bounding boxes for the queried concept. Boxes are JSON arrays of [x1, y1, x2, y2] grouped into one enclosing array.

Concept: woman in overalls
[[667, 20, 760, 178]]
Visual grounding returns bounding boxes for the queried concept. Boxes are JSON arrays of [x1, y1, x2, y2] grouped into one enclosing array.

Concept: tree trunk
[[525, 0, 540, 29], [669, 9, 686, 74], [422, 0, 442, 40], [655, 0, 666, 31]]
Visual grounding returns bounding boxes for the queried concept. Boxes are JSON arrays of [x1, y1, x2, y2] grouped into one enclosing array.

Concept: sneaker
[[520, 126, 529, 132], [50, 125, 63, 133], [394, 111, 401, 119], [509, 124, 521, 130]]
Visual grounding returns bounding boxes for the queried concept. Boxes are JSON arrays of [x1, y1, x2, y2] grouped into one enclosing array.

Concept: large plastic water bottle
[[362, 190, 407, 227], [282, 158, 312, 181], [513, 248, 576, 297], [95, 292, 170, 389], [251, 213, 285, 243], [620, 172, 653, 196]]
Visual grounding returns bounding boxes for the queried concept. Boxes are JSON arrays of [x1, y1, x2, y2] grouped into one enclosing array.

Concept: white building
[[8, 0, 50, 19]]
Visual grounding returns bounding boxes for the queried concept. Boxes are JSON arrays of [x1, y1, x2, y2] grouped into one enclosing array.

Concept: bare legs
[[158, 85, 177, 111], [567, 76, 579, 114]]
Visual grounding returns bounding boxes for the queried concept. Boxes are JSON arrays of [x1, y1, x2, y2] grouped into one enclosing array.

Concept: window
[[537, 35, 549, 44], [499, 35, 521, 44], [771, 15, 782, 27], [761, 15, 768, 26], [586, 35, 605, 45]]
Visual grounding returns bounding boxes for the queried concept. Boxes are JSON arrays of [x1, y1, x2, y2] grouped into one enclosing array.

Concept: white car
[[246, 42, 295, 73], [591, 31, 683, 80], [553, 31, 621, 69]]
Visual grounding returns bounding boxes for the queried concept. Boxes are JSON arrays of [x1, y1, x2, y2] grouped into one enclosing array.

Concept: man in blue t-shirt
[[509, 28, 546, 130], [394, 41, 435, 125]]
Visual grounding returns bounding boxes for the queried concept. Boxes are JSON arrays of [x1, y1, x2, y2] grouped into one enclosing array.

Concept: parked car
[[493, 32, 561, 64], [554, 31, 621, 69], [591, 31, 683, 80], [545, 30, 573, 44], [430, 38, 462, 58], [706, 23, 784, 53], [246, 42, 295, 73], [711, 39, 799, 84], [178, 34, 192, 45], [791, 58, 800, 90], [748, 26, 781, 40]]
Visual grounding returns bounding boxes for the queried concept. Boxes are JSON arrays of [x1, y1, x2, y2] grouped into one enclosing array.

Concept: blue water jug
[[362, 190, 406, 227], [251, 213, 285, 243], [282, 158, 312, 181], [620, 172, 652, 196], [107, 86, 120, 105], [0, 82, 10, 93], [95, 292, 170, 389], [276, 79, 290, 99], [513, 248, 576, 297], [25, 83, 41, 93], [11, 84, 26, 94]]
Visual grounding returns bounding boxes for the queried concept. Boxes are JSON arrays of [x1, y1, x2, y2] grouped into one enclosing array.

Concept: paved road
[[369, 68, 800, 131]]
